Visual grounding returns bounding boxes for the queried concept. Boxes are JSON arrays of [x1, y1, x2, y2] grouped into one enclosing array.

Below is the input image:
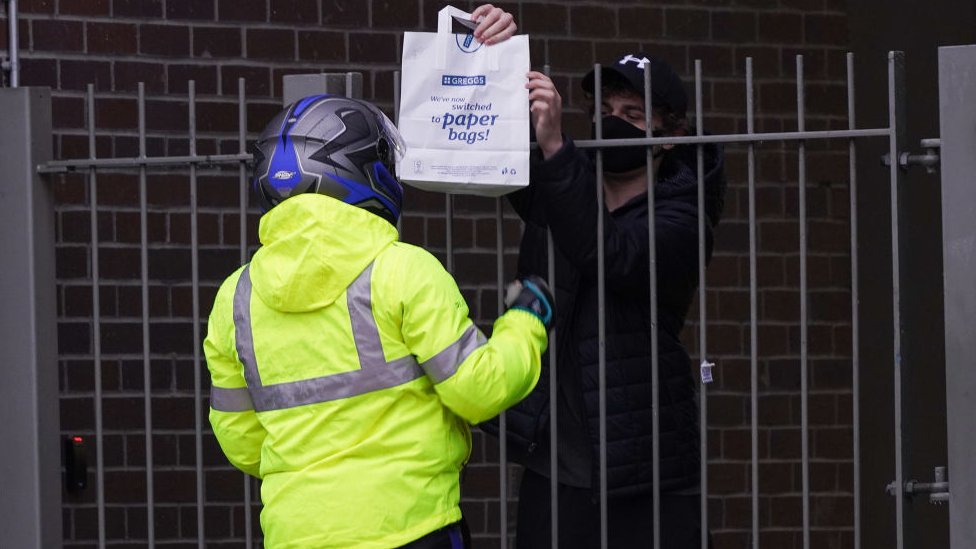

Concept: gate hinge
[[882, 138, 941, 174], [886, 465, 950, 504]]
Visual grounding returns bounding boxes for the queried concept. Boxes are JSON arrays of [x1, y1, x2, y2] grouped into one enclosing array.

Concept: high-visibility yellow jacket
[[205, 193, 546, 549]]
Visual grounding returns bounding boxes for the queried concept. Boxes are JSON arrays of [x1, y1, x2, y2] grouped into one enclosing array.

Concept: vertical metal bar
[[8, 0, 19, 87], [345, 72, 355, 98], [188, 80, 205, 549], [86, 83, 107, 549], [393, 71, 401, 126], [137, 81, 156, 549], [547, 226, 558, 549], [887, 50, 907, 549], [938, 43, 976, 549], [593, 64, 608, 549], [694, 59, 708, 549], [393, 71, 402, 236], [846, 52, 862, 549], [495, 197, 508, 548], [0, 83, 58, 549], [746, 57, 760, 549], [542, 63, 559, 549], [796, 55, 811, 549], [445, 196, 454, 273], [642, 64, 661, 549], [237, 77, 254, 549]]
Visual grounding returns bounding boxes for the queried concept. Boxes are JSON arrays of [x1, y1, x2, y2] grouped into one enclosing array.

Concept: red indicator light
[[72, 436, 83, 443]]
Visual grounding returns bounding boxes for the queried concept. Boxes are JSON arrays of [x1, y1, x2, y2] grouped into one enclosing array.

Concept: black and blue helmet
[[251, 95, 406, 225]]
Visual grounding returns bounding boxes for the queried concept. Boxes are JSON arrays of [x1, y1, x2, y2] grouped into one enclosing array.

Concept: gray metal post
[[938, 44, 976, 549], [0, 87, 60, 548], [887, 50, 911, 549], [281, 73, 363, 105]]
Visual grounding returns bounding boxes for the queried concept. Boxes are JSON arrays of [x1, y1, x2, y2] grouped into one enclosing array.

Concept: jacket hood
[[248, 193, 398, 313]]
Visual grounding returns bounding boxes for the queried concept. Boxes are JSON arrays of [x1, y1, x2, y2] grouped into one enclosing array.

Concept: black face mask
[[591, 116, 664, 174]]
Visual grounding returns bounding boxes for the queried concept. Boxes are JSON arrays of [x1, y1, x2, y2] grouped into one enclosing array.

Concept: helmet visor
[[367, 104, 406, 163]]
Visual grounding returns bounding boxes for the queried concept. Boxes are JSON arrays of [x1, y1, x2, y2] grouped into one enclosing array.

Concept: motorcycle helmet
[[251, 94, 406, 225]]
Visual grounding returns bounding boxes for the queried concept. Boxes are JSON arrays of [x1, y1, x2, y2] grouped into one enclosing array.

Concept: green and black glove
[[504, 275, 555, 329]]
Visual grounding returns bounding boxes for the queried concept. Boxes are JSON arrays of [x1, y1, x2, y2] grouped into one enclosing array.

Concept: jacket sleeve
[[395, 248, 547, 425], [204, 270, 267, 478]]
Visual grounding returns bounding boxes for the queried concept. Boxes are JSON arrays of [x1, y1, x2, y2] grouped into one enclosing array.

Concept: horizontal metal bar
[[573, 127, 891, 149], [37, 128, 891, 175], [37, 153, 253, 173]]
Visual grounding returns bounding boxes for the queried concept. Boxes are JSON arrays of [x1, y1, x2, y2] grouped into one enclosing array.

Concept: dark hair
[[583, 71, 690, 135]]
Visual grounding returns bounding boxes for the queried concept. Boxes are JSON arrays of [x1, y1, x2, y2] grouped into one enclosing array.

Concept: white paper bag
[[397, 5, 530, 196]]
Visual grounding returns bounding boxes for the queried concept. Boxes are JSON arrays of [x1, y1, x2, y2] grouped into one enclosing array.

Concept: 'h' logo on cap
[[619, 54, 651, 70]]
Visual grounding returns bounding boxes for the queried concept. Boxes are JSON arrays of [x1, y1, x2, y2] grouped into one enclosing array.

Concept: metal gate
[[2, 46, 974, 548]]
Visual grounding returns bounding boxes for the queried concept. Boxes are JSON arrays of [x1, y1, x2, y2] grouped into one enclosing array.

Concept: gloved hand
[[504, 274, 555, 329]]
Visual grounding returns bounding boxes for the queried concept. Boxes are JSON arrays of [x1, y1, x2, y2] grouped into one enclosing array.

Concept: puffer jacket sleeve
[[394, 247, 548, 425], [204, 268, 267, 478]]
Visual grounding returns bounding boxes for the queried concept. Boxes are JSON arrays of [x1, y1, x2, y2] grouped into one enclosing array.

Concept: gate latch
[[886, 465, 949, 504], [882, 138, 941, 174]]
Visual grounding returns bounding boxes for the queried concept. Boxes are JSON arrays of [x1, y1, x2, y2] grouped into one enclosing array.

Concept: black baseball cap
[[581, 53, 688, 118]]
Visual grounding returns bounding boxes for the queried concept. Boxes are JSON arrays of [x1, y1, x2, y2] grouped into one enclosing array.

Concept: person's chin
[[604, 166, 647, 180]]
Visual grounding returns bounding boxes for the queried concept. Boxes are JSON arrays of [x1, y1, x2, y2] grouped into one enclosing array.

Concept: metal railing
[[19, 50, 919, 548]]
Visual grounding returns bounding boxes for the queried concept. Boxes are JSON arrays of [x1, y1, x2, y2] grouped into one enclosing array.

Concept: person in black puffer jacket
[[481, 50, 725, 549]]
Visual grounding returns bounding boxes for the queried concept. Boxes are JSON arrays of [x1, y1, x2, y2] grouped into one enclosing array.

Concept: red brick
[[297, 30, 346, 62], [218, 0, 267, 22], [166, 1, 215, 21], [665, 8, 711, 40], [32, 19, 84, 52], [805, 13, 847, 46], [373, 0, 420, 30], [548, 39, 594, 73], [221, 65, 272, 98], [322, 0, 368, 27], [61, 0, 109, 16], [20, 58, 58, 88], [712, 10, 757, 43], [194, 26, 242, 58], [60, 60, 112, 92], [270, 0, 319, 23], [113, 61, 165, 94], [168, 64, 219, 95], [18, 0, 54, 14], [86, 22, 137, 55], [246, 28, 295, 61], [571, 6, 617, 38], [349, 33, 398, 64], [140, 24, 191, 57], [114, 0, 162, 17], [521, 3, 568, 35]]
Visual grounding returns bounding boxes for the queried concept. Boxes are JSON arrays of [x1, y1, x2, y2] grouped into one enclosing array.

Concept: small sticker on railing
[[700, 361, 715, 384]]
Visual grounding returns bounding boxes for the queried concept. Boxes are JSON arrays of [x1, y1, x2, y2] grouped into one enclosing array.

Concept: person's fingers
[[479, 11, 515, 44], [472, 6, 500, 40], [525, 76, 555, 90], [470, 3, 494, 21], [528, 88, 556, 103], [470, 5, 518, 45]]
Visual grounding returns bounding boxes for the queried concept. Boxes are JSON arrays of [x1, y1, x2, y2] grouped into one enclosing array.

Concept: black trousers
[[516, 468, 714, 549], [398, 520, 470, 549]]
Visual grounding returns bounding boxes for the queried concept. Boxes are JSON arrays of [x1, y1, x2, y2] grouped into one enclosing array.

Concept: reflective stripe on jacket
[[205, 193, 546, 548]]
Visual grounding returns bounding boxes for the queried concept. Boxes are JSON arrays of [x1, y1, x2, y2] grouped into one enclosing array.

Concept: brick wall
[[1, 0, 854, 547]]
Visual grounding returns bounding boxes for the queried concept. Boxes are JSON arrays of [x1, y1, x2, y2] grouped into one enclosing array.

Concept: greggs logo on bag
[[441, 74, 486, 86]]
